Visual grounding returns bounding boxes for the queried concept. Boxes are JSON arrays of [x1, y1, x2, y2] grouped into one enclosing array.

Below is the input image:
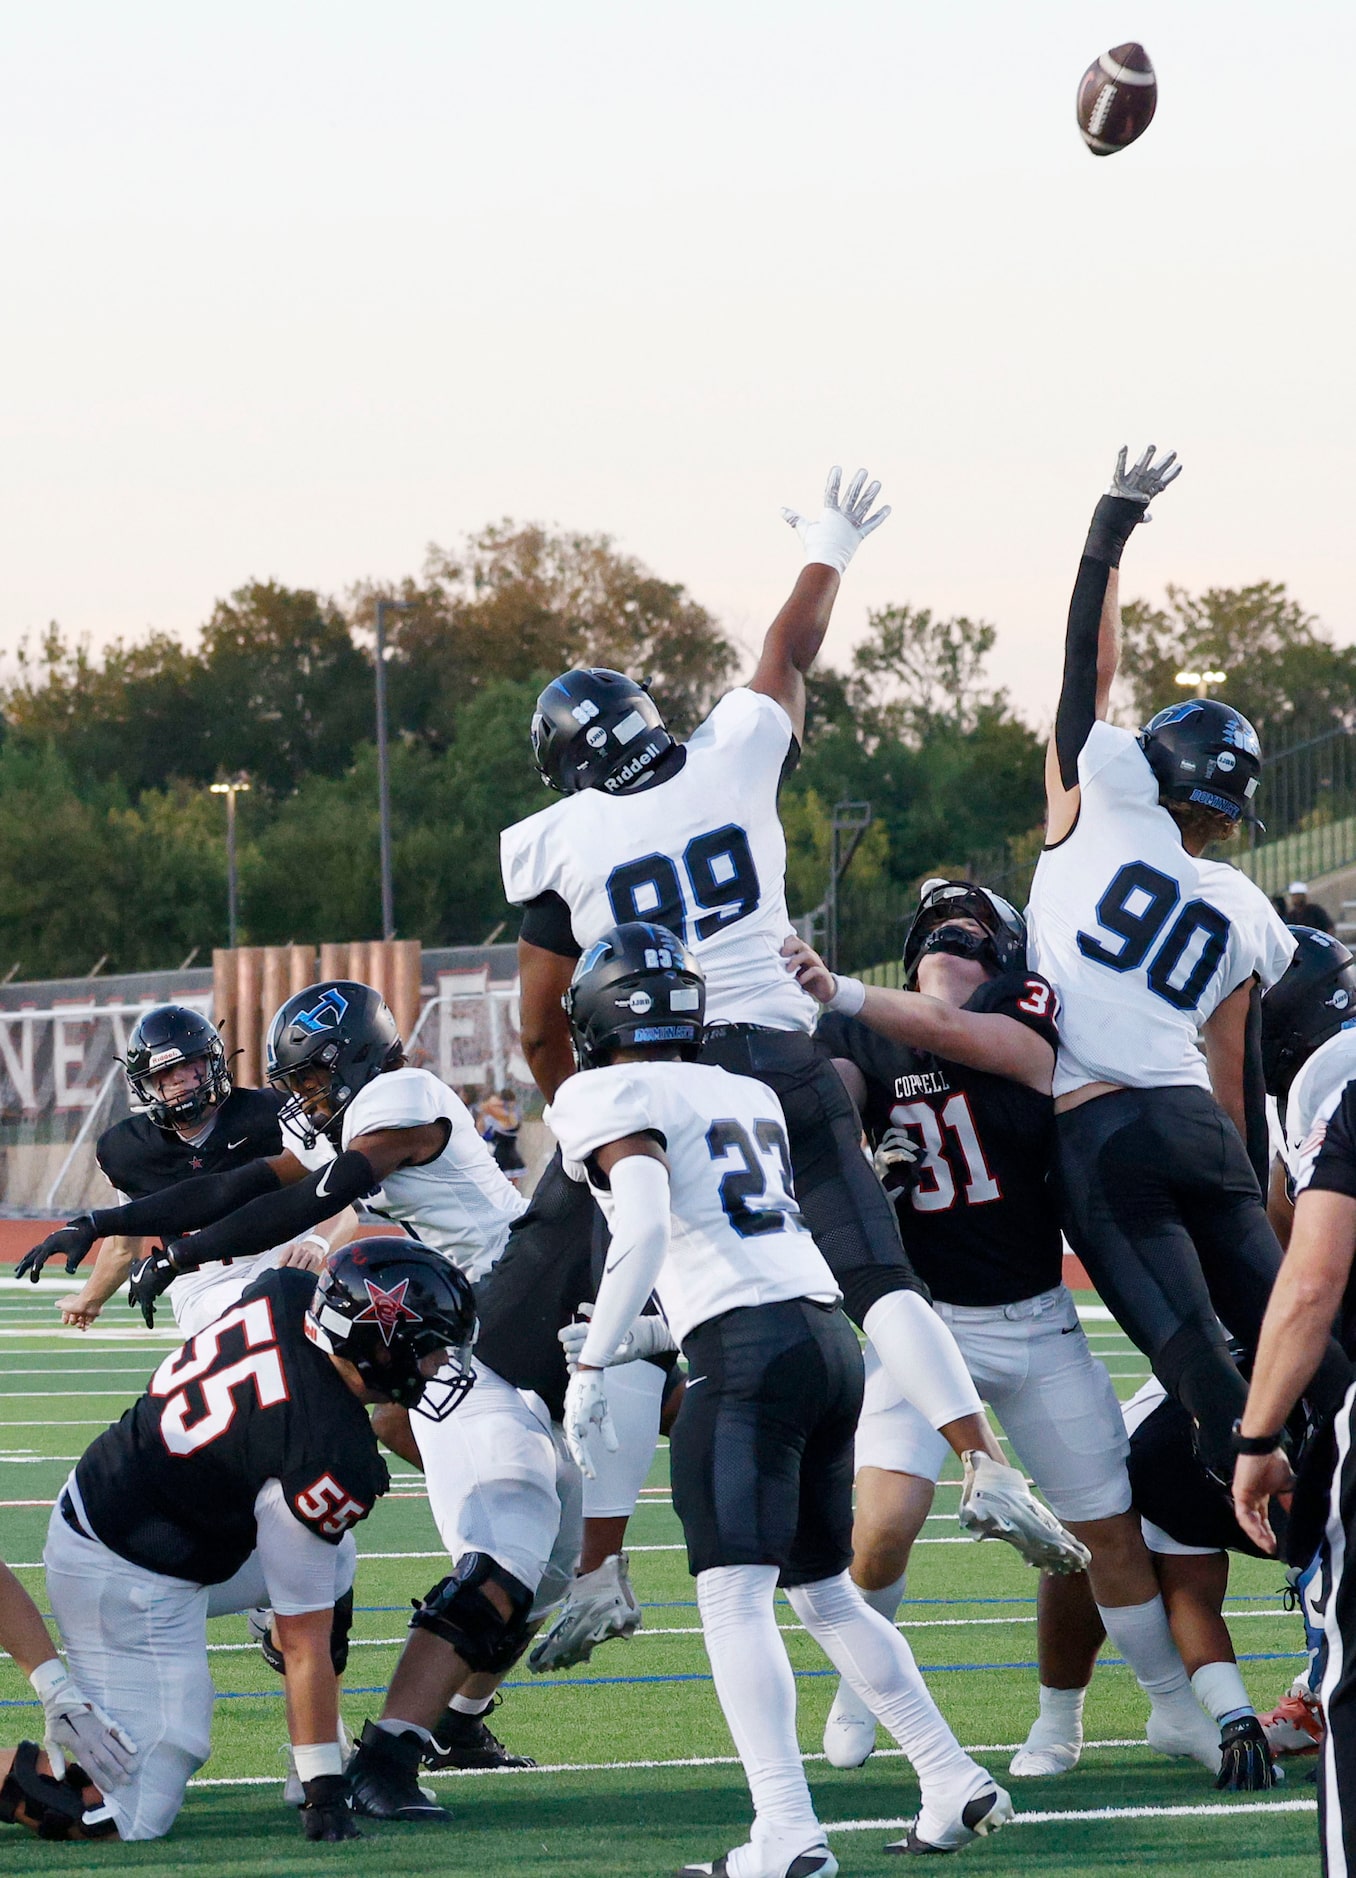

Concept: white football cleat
[[889, 1782, 1015, 1854], [1146, 1698, 1223, 1774], [823, 1678, 878, 1769], [1008, 1729, 1081, 1777], [957, 1454, 1091, 1575], [528, 1552, 642, 1672], [675, 1839, 837, 1877]]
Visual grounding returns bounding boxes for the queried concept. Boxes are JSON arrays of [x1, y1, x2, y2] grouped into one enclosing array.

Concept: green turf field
[[0, 1278, 1318, 1876]]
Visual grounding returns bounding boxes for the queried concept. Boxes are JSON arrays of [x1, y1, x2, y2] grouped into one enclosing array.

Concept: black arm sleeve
[[519, 891, 582, 959], [90, 1160, 282, 1239], [1053, 494, 1147, 791], [169, 1150, 381, 1273], [1242, 982, 1270, 1192]]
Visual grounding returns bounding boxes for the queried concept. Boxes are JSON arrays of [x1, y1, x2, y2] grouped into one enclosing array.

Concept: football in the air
[[1076, 42, 1157, 155]]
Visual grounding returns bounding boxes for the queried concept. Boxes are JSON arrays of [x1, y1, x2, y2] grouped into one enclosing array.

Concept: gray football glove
[[1107, 444, 1182, 511]]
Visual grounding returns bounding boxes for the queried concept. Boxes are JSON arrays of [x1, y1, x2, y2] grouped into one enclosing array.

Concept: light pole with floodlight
[[1174, 668, 1227, 700], [210, 777, 251, 949], [373, 598, 414, 941]]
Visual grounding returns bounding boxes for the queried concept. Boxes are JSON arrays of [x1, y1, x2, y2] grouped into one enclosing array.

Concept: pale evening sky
[[1, 1, 1351, 726]]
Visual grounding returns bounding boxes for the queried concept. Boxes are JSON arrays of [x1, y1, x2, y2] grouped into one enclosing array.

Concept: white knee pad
[[583, 1362, 665, 1519]]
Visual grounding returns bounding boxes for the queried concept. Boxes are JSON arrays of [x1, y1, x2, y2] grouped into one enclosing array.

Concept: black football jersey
[[472, 1152, 604, 1420], [815, 970, 1062, 1308], [75, 1268, 389, 1583], [96, 1086, 286, 1201]]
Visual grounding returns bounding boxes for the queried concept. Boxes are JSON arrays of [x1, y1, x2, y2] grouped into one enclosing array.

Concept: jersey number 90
[[607, 825, 760, 946], [1076, 861, 1231, 1011]]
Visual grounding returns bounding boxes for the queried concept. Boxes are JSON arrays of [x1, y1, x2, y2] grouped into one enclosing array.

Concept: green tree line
[[1, 523, 1347, 979]]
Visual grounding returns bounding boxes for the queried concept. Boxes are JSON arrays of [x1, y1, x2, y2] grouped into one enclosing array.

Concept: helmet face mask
[[532, 669, 675, 796], [125, 1005, 232, 1131], [1137, 699, 1263, 827], [305, 1238, 478, 1422], [902, 881, 1028, 985], [266, 982, 402, 1148], [564, 922, 705, 1070]]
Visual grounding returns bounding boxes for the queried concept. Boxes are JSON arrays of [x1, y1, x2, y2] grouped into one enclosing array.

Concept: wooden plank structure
[[211, 940, 422, 1089]]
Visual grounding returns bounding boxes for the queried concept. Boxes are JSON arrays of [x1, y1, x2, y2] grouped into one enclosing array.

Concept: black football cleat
[[424, 1698, 537, 1771], [347, 1720, 450, 1822]]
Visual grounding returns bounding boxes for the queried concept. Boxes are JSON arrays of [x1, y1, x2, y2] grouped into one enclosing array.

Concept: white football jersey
[[545, 1059, 839, 1344], [501, 688, 816, 1030], [168, 1133, 335, 1338], [1279, 1027, 1356, 1196], [341, 1066, 526, 1280], [1029, 723, 1296, 1096]]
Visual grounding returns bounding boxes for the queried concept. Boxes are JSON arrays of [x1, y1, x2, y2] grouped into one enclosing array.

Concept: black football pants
[[1057, 1084, 1351, 1480], [699, 1024, 927, 1326]]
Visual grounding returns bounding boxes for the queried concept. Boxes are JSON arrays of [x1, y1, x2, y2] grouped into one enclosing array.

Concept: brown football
[[1076, 42, 1157, 155]]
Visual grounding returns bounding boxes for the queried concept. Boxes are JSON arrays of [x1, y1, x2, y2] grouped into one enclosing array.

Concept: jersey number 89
[[1076, 861, 1231, 1012], [607, 825, 760, 945]]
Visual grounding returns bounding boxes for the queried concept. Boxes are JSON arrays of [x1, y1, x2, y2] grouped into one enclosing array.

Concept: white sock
[[1097, 1595, 1193, 1703], [450, 1692, 492, 1717], [831, 1575, 908, 1726], [859, 1572, 908, 1625], [1027, 1684, 1086, 1743], [374, 1716, 436, 1746], [862, 1292, 984, 1430], [697, 1565, 820, 1837], [1191, 1661, 1253, 1724], [788, 1572, 979, 1801]]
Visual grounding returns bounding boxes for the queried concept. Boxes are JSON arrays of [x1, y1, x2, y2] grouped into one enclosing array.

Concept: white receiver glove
[[1106, 444, 1182, 513], [873, 1125, 920, 1200], [30, 1658, 139, 1790], [781, 465, 891, 573], [562, 1368, 620, 1480], [558, 1303, 678, 1373]]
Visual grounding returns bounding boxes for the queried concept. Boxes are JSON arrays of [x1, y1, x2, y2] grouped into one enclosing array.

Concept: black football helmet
[[531, 668, 675, 796], [902, 879, 1029, 984], [305, 1237, 477, 1421], [124, 1005, 231, 1130], [1261, 926, 1356, 1098], [1138, 699, 1263, 825], [266, 981, 402, 1148], [564, 922, 705, 1070]]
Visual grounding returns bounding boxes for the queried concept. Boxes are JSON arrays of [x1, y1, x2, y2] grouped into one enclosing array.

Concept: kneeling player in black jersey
[[791, 884, 1219, 1776], [20, 1242, 473, 1842], [554, 923, 1013, 1876]]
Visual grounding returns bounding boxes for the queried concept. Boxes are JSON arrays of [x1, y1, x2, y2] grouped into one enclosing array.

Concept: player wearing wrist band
[[550, 923, 1012, 1875], [787, 884, 1224, 1780], [1027, 445, 1352, 1490], [0, 1244, 473, 1845], [1232, 1081, 1356, 1872], [502, 464, 1081, 1614]]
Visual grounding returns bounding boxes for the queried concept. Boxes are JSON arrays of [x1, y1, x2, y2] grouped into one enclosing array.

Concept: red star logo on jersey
[[190, 1157, 204, 1170], [354, 1277, 422, 1346]]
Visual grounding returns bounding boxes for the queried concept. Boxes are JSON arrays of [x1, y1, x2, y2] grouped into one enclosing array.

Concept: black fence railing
[[829, 721, 1356, 976]]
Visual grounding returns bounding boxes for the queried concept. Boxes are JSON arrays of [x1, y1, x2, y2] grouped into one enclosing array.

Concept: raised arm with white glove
[[558, 1302, 678, 1372], [562, 1153, 673, 1479], [781, 465, 891, 574]]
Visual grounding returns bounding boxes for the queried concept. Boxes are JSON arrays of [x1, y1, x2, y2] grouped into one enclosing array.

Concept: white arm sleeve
[[253, 1479, 356, 1616], [579, 1155, 672, 1368]]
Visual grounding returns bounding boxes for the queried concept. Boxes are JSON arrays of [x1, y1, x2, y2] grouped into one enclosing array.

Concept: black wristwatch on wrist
[[1231, 1419, 1285, 1456]]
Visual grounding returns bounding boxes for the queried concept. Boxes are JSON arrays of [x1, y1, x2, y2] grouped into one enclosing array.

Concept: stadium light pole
[[209, 777, 251, 949], [1175, 668, 1227, 699], [373, 598, 414, 941]]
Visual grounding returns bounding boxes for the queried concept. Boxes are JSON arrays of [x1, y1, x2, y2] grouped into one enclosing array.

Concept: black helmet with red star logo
[[305, 1236, 477, 1420]]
